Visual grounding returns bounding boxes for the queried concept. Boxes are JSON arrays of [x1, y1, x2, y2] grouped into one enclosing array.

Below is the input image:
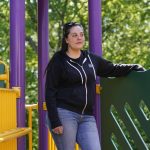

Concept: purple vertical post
[[88, 0, 102, 141], [10, 0, 26, 150], [38, 0, 49, 150]]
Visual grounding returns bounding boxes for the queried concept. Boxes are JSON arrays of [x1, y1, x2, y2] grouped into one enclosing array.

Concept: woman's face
[[65, 26, 85, 51]]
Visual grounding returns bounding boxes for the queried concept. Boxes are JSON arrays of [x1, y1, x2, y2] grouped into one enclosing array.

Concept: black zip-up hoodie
[[45, 50, 144, 129]]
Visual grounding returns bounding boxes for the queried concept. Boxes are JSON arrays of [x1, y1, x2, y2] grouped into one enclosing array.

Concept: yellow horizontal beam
[[0, 128, 32, 142], [25, 104, 38, 110], [0, 87, 21, 98], [0, 74, 8, 80], [25, 102, 46, 111]]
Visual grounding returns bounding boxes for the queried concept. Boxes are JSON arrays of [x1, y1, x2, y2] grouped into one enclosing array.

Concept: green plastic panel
[[0, 64, 5, 88], [100, 70, 150, 150]]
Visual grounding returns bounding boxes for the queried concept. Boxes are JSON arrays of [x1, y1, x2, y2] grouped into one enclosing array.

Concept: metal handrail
[[25, 104, 38, 150]]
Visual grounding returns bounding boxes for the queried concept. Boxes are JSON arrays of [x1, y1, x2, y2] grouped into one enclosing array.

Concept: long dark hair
[[61, 22, 83, 52], [45, 22, 83, 75]]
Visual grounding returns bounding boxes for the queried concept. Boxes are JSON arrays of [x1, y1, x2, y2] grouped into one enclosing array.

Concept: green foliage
[[102, 0, 150, 69], [0, 1, 9, 62], [0, 0, 149, 149]]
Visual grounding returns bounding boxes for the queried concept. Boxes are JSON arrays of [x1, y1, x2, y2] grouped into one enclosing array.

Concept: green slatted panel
[[0, 64, 5, 87], [101, 70, 150, 150]]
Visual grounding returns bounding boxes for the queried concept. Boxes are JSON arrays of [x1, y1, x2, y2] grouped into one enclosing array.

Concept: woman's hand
[[52, 126, 63, 135], [133, 64, 146, 71]]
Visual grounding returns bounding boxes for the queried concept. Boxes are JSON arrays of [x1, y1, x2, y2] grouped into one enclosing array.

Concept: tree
[[0, 1, 9, 62], [0, 0, 149, 149], [102, 0, 150, 69]]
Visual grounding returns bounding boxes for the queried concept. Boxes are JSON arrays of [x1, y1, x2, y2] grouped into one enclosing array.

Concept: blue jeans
[[46, 108, 101, 150]]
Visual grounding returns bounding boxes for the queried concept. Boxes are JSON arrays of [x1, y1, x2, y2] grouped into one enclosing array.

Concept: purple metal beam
[[10, 0, 26, 150], [88, 0, 102, 141], [38, 0, 49, 150]]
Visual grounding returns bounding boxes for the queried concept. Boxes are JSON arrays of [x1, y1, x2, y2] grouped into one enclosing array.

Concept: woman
[[45, 22, 145, 150]]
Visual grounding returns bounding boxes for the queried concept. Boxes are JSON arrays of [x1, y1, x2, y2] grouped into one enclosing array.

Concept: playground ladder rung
[[0, 127, 32, 142]]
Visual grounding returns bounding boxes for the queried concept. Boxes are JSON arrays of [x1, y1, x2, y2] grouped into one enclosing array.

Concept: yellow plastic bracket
[[12, 87, 21, 98], [43, 102, 47, 110], [96, 84, 102, 94]]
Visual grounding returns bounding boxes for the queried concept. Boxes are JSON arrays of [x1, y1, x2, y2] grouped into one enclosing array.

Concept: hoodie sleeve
[[90, 53, 145, 77], [45, 55, 62, 129]]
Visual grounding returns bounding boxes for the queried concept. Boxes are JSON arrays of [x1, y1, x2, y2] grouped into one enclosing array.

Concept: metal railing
[[100, 70, 150, 150]]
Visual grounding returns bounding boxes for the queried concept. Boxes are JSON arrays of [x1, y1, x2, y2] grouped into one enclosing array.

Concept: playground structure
[[0, 0, 102, 150], [1, 0, 150, 150]]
